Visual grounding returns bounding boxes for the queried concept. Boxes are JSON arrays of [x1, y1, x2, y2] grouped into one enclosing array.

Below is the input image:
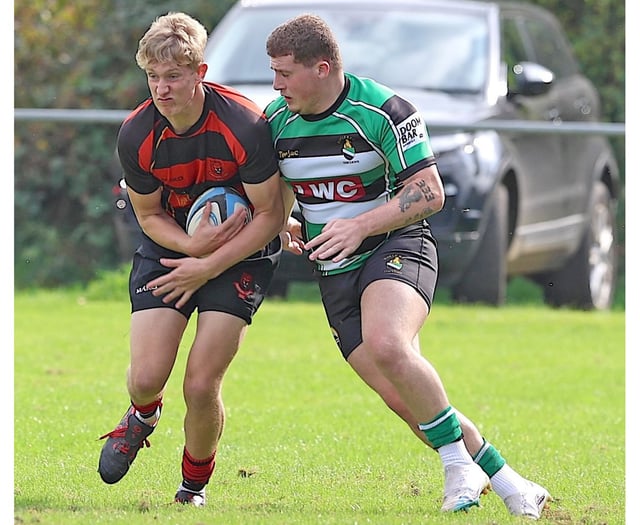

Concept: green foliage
[[82, 264, 131, 301], [13, 0, 625, 289], [13, 0, 238, 288], [14, 0, 238, 109], [14, 121, 122, 286], [13, 289, 625, 524]]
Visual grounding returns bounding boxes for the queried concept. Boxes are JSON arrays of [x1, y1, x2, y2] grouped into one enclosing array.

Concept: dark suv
[[205, 0, 619, 309], [201, 0, 618, 309]]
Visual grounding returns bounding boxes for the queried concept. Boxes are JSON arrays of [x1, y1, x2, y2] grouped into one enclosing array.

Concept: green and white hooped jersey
[[265, 73, 435, 275]]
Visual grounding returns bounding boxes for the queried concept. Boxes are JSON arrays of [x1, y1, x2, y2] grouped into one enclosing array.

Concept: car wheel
[[452, 184, 508, 306], [542, 180, 617, 310]]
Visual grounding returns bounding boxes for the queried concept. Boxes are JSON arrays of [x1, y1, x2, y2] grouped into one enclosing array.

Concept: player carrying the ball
[[97, 12, 284, 506], [267, 14, 550, 519]]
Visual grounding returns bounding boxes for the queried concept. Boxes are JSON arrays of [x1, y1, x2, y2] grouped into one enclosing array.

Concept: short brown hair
[[266, 14, 342, 69], [135, 12, 208, 71]]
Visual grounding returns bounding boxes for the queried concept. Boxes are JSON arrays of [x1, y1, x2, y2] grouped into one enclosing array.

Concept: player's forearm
[[356, 171, 445, 238], [137, 212, 191, 254], [199, 206, 283, 278]]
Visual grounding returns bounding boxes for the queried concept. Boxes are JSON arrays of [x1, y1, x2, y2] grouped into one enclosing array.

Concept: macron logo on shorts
[[135, 284, 157, 295]]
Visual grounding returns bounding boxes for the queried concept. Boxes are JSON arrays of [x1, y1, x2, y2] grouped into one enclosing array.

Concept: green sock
[[473, 439, 506, 477], [417, 406, 463, 448]]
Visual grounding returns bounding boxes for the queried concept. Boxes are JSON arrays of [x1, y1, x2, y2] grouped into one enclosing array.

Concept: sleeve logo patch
[[398, 113, 427, 151]]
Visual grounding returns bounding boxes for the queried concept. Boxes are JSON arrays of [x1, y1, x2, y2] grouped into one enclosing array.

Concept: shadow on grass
[[79, 264, 625, 311], [282, 276, 625, 311]]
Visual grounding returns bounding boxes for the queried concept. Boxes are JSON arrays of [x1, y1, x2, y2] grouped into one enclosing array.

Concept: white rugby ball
[[186, 187, 252, 236]]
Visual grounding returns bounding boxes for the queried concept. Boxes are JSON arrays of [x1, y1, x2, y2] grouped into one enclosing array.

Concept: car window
[[205, 6, 489, 93], [521, 16, 578, 79], [501, 16, 531, 91], [205, 10, 285, 84], [360, 11, 488, 92], [501, 17, 528, 68]]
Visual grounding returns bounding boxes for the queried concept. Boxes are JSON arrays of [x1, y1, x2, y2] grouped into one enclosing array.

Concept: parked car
[[199, 0, 620, 309]]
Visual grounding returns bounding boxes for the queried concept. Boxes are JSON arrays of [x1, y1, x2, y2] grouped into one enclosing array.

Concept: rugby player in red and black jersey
[[97, 12, 284, 507]]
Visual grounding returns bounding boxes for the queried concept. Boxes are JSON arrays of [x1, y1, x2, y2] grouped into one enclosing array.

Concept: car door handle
[[574, 97, 592, 115], [546, 107, 561, 122]]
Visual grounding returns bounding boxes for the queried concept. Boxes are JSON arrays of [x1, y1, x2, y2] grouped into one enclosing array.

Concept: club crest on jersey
[[207, 159, 226, 180], [398, 113, 427, 151], [385, 254, 404, 273], [341, 136, 356, 160]]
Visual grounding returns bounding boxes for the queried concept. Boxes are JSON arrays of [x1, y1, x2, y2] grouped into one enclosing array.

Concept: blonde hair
[[135, 12, 208, 71]]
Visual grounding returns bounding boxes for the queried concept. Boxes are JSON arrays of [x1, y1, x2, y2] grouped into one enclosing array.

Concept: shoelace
[[98, 425, 151, 450]]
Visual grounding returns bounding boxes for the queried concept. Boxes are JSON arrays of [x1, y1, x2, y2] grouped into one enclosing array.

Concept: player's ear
[[196, 63, 208, 81], [316, 60, 330, 79]]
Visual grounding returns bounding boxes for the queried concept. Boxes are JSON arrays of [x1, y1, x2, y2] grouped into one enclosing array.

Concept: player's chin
[[154, 100, 176, 116], [284, 99, 300, 113]]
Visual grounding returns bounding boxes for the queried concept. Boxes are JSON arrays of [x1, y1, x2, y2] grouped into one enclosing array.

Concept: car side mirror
[[509, 61, 554, 97]]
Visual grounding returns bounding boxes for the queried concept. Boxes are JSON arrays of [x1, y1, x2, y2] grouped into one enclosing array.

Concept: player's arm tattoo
[[397, 179, 440, 223]]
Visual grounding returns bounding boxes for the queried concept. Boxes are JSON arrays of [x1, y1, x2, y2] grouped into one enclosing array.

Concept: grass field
[[13, 277, 626, 524]]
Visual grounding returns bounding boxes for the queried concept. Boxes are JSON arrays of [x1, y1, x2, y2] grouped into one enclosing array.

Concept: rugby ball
[[186, 187, 252, 236]]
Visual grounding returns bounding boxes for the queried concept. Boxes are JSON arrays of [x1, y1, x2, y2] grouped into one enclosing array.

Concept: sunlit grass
[[14, 279, 625, 524]]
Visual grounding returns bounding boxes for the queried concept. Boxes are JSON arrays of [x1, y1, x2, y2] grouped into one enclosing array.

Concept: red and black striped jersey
[[117, 82, 278, 228]]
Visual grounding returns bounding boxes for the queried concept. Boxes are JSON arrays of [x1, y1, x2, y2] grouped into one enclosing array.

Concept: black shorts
[[318, 221, 438, 359], [129, 237, 281, 325]]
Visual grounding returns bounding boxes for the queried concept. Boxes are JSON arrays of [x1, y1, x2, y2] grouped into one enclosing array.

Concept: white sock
[[177, 482, 205, 495], [490, 464, 528, 498], [135, 406, 160, 427], [438, 439, 473, 467]]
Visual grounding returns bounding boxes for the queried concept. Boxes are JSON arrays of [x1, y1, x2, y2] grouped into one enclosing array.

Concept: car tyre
[[452, 184, 508, 306], [542, 180, 617, 310]]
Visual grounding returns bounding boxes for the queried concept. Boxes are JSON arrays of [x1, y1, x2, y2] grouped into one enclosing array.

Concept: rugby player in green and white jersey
[[264, 13, 549, 520], [267, 70, 435, 275]]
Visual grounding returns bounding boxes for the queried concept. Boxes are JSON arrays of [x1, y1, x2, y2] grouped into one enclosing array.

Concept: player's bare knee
[[183, 376, 220, 410], [128, 374, 164, 401], [363, 336, 406, 371]]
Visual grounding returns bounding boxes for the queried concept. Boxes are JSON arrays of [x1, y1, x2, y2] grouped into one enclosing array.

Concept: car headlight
[[432, 130, 501, 195]]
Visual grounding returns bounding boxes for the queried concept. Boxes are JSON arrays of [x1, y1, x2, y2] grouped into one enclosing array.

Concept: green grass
[[14, 277, 625, 524]]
